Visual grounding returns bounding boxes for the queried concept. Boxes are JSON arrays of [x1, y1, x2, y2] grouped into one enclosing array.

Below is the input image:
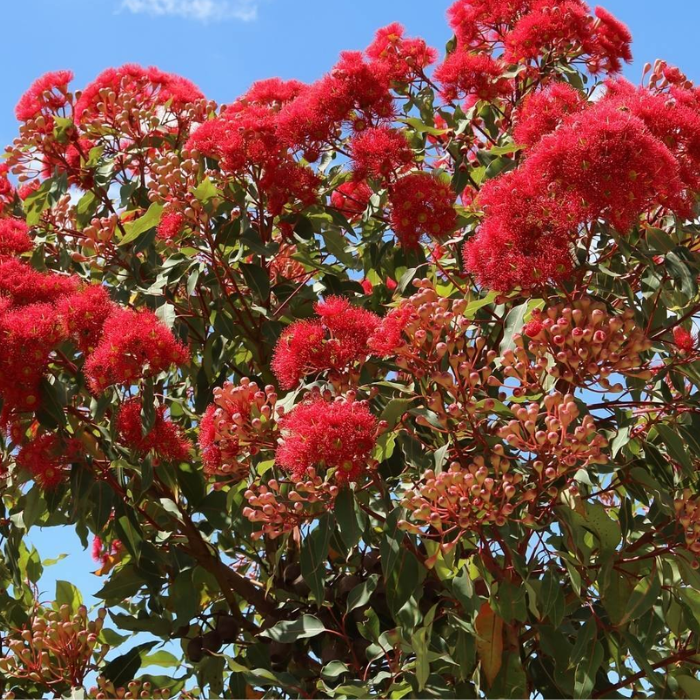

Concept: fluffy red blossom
[[447, 0, 529, 47], [350, 126, 414, 180], [17, 181, 40, 201], [15, 70, 74, 121], [241, 78, 306, 108], [368, 303, 419, 356], [388, 172, 457, 248], [588, 7, 632, 74], [117, 398, 191, 463], [271, 296, 380, 389], [16, 433, 72, 490], [513, 83, 585, 147], [91, 536, 123, 566], [276, 397, 377, 483], [0, 164, 15, 212], [522, 319, 545, 338], [198, 379, 278, 478], [673, 326, 696, 354], [84, 308, 189, 393], [0, 303, 67, 415], [0, 218, 33, 257], [505, 0, 591, 63], [434, 52, 510, 102], [526, 102, 687, 231], [57, 285, 115, 354], [157, 211, 185, 241], [330, 181, 373, 221], [74, 64, 204, 124], [0, 258, 79, 307], [366, 23, 438, 82]]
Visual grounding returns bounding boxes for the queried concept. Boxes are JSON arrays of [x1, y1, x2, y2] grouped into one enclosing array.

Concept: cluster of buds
[[0, 605, 109, 690], [147, 150, 207, 216], [511, 299, 652, 391], [242, 469, 339, 539], [399, 457, 523, 540], [372, 280, 499, 425], [675, 489, 700, 556], [88, 676, 171, 699], [498, 393, 608, 475], [199, 378, 279, 480]]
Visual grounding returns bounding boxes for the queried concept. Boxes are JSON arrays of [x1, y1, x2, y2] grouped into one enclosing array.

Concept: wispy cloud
[[120, 0, 259, 22]]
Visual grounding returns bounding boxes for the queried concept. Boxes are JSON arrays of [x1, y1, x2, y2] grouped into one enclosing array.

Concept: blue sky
[[2, 0, 700, 647]]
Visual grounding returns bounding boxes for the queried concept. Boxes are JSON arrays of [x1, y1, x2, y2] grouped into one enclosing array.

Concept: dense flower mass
[[272, 296, 380, 388], [117, 398, 191, 463], [84, 308, 189, 393], [276, 397, 377, 483], [2, 2, 700, 697]]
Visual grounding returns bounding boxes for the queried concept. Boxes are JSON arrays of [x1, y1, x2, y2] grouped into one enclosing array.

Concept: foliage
[[1, 2, 700, 698]]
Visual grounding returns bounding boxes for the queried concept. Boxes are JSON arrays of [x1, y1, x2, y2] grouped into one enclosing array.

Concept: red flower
[[434, 52, 511, 103], [350, 126, 414, 181], [15, 70, 73, 121], [368, 303, 418, 356], [84, 308, 189, 393], [447, 0, 529, 48], [673, 326, 696, 354], [157, 211, 185, 241], [75, 64, 204, 124], [366, 23, 437, 82], [388, 172, 457, 248], [514, 83, 585, 147], [117, 398, 192, 463], [57, 285, 114, 354], [0, 258, 79, 307], [276, 397, 377, 483], [17, 433, 72, 490], [587, 7, 632, 74], [0, 218, 33, 257], [330, 181, 373, 221], [271, 296, 380, 389]]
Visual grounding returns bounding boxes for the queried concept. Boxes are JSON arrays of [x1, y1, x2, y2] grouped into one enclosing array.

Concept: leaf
[[300, 514, 333, 605], [400, 117, 448, 136], [55, 580, 83, 612], [380, 398, 413, 430], [118, 203, 163, 246], [193, 177, 221, 203], [620, 568, 661, 625], [141, 650, 180, 668], [490, 651, 527, 699], [260, 615, 325, 643], [499, 302, 529, 355], [335, 489, 363, 552], [239, 262, 271, 301], [475, 602, 503, 687], [411, 626, 431, 691], [102, 642, 156, 686], [346, 574, 379, 614], [656, 423, 694, 475]]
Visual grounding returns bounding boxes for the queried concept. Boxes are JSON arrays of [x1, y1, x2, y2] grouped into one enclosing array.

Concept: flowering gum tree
[[1, 2, 700, 698]]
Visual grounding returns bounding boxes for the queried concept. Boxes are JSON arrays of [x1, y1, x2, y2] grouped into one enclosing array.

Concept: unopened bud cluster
[[242, 469, 338, 539], [0, 605, 109, 689], [513, 300, 651, 390], [675, 489, 700, 556], [399, 457, 523, 536], [199, 378, 279, 479], [89, 676, 171, 699], [498, 393, 608, 472]]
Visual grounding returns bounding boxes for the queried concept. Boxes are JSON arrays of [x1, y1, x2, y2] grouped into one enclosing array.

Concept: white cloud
[[120, 0, 258, 22]]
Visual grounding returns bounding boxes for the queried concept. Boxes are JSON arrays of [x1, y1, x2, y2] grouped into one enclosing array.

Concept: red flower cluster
[[388, 172, 457, 248], [330, 181, 373, 221], [57, 285, 114, 354], [199, 379, 278, 478], [74, 64, 204, 125], [673, 326, 696, 354], [0, 218, 33, 257], [156, 211, 185, 241], [513, 82, 585, 147], [16, 433, 78, 490], [276, 396, 377, 483], [84, 308, 188, 393], [466, 98, 690, 290], [117, 398, 191, 463], [15, 70, 74, 122], [366, 22, 437, 83], [271, 296, 380, 389], [435, 52, 511, 103], [350, 126, 414, 181]]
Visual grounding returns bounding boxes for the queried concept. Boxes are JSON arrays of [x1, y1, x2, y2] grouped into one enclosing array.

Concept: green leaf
[[260, 615, 325, 643], [335, 489, 362, 552], [102, 642, 156, 686], [346, 574, 379, 614], [118, 203, 163, 246], [300, 514, 333, 605], [55, 580, 83, 612], [193, 177, 221, 203], [620, 568, 661, 625], [239, 262, 271, 301]]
